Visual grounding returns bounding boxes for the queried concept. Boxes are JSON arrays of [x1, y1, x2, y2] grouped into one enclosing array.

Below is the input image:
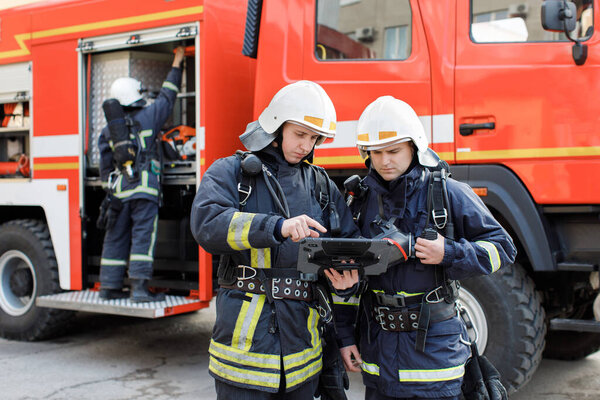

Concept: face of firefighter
[[278, 122, 320, 164], [370, 141, 415, 181]]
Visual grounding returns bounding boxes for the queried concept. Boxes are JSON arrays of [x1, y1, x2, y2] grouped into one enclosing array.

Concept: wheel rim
[[458, 287, 488, 353], [0, 250, 37, 316]]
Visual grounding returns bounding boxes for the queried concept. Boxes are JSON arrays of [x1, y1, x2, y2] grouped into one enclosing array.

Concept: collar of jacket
[[258, 144, 314, 172], [367, 163, 426, 196], [364, 165, 427, 227]]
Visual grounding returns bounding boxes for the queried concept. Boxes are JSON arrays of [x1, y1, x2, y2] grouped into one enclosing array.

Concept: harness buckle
[[319, 192, 329, 210], [237, 265, 257, 280], [425, 286, 446, 304], [271, 278, 283, 300], [432, 209, 448, 229], [237, 183, 252, 206], [375, 292, 406, 307]]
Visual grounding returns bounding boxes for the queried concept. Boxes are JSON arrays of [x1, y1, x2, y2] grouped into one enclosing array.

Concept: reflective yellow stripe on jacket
[[227, 212, 255, 250], [399, 364, 465, 382], [475, 241, 501, 273]]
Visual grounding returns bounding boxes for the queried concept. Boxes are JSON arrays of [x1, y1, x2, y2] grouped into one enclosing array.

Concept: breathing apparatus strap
[[427, 170, 449, 231], [313, 164, 341, 236], [415, 167, 459, 353], [235, 151, 256, 208]]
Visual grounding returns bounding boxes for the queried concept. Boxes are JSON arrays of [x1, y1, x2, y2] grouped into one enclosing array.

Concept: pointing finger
[[304, 216, 327, 233]]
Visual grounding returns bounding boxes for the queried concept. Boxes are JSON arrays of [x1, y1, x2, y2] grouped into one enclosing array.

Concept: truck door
[[301, 0, 432, 168], [454, 0, 599, 205]]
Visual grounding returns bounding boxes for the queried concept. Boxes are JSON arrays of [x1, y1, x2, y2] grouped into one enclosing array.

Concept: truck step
[[549, 318, 600, 333], [36, 290, 207, 318]]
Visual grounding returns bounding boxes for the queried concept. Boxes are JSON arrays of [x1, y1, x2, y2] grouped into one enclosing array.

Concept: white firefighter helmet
[[110, 77, 144, 107], [240, 80, 337, 151], [356, 96, 438, 167]]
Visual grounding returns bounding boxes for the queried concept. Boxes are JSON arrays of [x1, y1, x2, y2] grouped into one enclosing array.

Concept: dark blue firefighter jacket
[[335, 162, 516, 398], [190, 145, 360, 393]]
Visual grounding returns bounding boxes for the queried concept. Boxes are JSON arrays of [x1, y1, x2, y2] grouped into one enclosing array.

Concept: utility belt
[[371, 282, 459, 334], [373, 303, 457, 332], [220, 265, 313, 302]]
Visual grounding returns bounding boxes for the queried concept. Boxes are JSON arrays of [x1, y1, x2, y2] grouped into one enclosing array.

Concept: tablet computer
[[297, 237, 393, 276]]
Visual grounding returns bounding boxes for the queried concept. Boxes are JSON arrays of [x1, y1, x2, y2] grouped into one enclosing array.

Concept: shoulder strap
[[311, 164, 330, 210], [426, 169, 454, 240], [235, 150, 255, 207], [350, 177, 369, 226], [310, 164, 342, 236]]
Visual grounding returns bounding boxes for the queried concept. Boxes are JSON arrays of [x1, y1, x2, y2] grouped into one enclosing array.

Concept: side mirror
[[541, 0, 587, 66], [541, 0, 577, 32]]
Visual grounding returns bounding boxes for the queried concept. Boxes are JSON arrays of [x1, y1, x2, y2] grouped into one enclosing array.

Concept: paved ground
[[1, 300, 599, 399]]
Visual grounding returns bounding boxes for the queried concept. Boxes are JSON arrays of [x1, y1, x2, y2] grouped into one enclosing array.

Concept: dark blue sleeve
[[190, 156, 283, 254], [440, 179, 517, 280], [145, 67, 183, 133], [98, 126, 113, 189]]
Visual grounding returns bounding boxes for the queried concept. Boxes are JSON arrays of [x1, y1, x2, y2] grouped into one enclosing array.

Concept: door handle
[[459, 122, 495, 136]]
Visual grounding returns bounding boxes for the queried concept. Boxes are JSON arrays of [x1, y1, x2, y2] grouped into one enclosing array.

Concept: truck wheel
[[458, 263, 546, 394], [0, 220, 74, 340], [544, 305, 600, 360]]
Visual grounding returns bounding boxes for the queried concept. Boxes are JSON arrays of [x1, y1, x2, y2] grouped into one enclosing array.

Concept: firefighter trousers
[[214, 375, 318, 400], [365, 386, 459, 400], [99, 198, 159, 289]]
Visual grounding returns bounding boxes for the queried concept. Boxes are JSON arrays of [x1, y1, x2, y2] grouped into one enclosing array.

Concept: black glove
[[315, 326, 349, 400], [96, 194, 122, 231], [96, 195, 110, 230], [462, 344, 507, 400]]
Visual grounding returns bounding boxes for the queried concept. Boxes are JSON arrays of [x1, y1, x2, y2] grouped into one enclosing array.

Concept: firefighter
[[335, 96, 517, 400], [98, 46, 185, 302], [190, 80, 360, 399]]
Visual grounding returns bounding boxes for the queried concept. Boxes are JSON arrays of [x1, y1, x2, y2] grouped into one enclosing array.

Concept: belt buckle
[[237, 265, 257, 280], [374, 306, 390, 330], [425, 286, 445, 304], [271, 278, 283, 300]]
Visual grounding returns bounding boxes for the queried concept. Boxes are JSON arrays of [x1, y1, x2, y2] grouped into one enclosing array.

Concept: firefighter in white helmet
[[191, 80, 360, 399], [97, 46, 185, 302], [334, 96, 516, 399]]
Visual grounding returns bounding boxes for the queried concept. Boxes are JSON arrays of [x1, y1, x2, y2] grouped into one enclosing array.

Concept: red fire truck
[[0, 0, 598, 393]]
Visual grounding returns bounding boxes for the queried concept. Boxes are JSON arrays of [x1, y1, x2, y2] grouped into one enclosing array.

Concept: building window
[[384, 25, 409, 59], [471, 0, 594, 43]]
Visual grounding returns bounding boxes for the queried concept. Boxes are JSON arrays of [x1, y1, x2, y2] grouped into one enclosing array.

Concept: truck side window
[[471, 0, 594, 43], [315, 0, 412, 60]]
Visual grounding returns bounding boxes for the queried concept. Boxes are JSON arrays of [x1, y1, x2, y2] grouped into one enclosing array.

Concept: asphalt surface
[[1, 300, 599, 399]]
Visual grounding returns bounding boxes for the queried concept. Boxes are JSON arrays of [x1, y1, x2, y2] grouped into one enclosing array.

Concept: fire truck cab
[[0, 0, 599, 394]]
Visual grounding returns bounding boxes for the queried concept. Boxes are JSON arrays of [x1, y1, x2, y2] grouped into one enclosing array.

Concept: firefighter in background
[[190, 81, 360, 399], [335, 96, 517, 400], [98, 46, 185, 302]]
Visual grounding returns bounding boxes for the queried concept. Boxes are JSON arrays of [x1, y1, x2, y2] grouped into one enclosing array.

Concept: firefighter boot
[[130, 279, 165, 303], [99, 288, 128, 300]]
